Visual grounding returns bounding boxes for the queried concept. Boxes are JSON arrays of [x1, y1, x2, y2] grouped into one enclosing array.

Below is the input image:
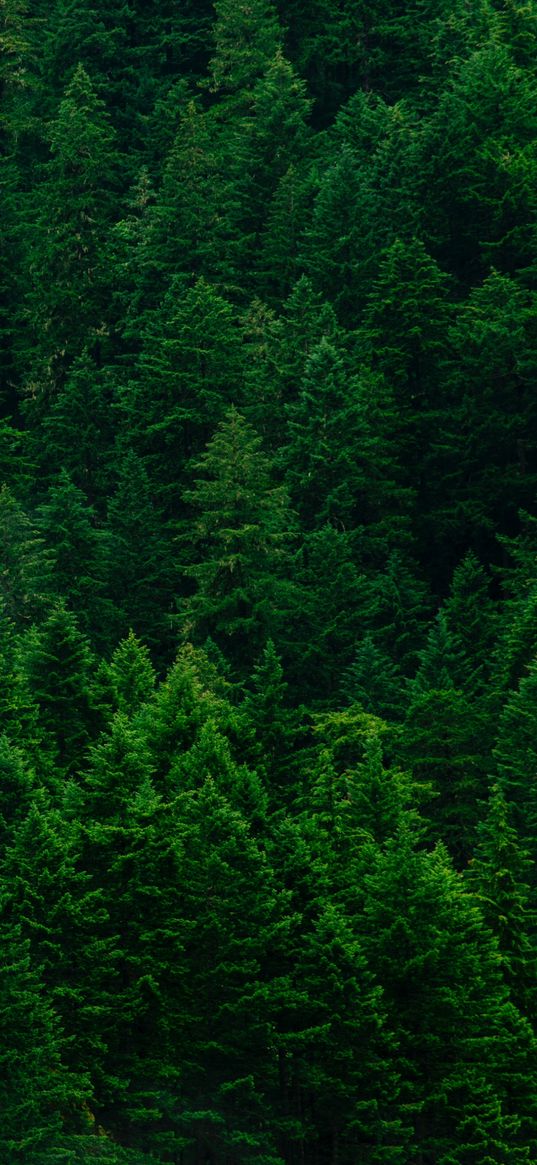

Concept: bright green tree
[[468, 783, 537, 1021], [361, 832, 537, 1161]]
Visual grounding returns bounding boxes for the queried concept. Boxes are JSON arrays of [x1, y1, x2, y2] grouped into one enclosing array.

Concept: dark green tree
[[0, 486, 53, 629], [20, 64, 118, 402], [494, 657, 537, 865], [39, 351, 115, 504], [0, 916, 81, 1162], [342, 635, 406, 722], [20, 601, 99, 777], [124, 276, 244, 510], [207, 0, 281, 97], [183, 407, 294, 672], [35, 470, 109, 637], [104, 450, 177, 657]]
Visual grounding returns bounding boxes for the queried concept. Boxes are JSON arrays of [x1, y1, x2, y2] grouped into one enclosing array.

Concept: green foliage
[[104, 450, 177, 656], [19, 64, 118, 398], [207, 0, 281, 96], [183, 407, 294, 671], [0, 486, 54, 629], [2, 3, 537, 1160], [361, 833, 537, 1161], [125, 277, 243, 505], [0, 908, 83, 1162], [36, 470, 108, 636], [20, 601, 99, 776], [468, 783, 537, 1020]]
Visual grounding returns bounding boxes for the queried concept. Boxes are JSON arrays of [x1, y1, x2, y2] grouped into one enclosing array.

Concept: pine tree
[[361, 238, 452, 517], [207, 0, 281, 97], [241, 639, 296, 799], [284, 525, 370, 703], [283, 338, 413, 554], [401, 611, 491, 862], [0, 485, 54, 629], [35, 470, 109, 638], [361, 832, 537, 1161], [494, 657, 537, 864], [258, 163, 312, 302], [39, 351, 115, 504], [104, 450, 177, 658], [276, 275, 339, 403], [4, 791, 119, 1095], [19, 63, 118, 402], [366, 550, 430, 673], [434, 273, 537, 565], [247, 50, 312, 233], [125, 276, 244, 510], [138, 643, 240, 792], [0, 906, 83, 1162], [239, 297, 286, 448], [418, 39, 537, 281], [301, 145, 384, 324], [183, 408, 294, 673], [342, 635, 405, 721], [20, 601, 99, 777], [286, 902, 407, 1164], [0, 735, 33, 852], [494, 512, 537, 693], [468, 783, 537, 1021], [443, 551, 499, 693], [148, 99, 250, 293], [95, 631, 156, 721]]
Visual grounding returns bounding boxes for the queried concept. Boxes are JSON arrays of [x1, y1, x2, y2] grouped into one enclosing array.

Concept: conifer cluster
[[1, 0, 537, 1160]]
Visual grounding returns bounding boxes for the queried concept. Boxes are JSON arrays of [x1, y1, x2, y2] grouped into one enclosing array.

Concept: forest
[[1, 0, 537, 1161]]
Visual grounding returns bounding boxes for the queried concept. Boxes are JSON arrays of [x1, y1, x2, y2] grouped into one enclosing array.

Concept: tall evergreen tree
[[468, 783, 537, 1021], [20, 601, 99, 778], [183, 407, 294, 672], [361, 832, 537, 1161], [19, 64, 118, 403]]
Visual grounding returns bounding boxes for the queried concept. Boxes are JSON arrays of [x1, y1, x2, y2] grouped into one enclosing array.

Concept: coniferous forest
[[1, 0, 537, 1161]]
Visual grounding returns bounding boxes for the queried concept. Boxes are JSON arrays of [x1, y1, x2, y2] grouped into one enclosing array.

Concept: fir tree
[[183, 407, 294, 672], [361, 832, 537, 1161], [20, 601, 99, 777], [20, 64, 118, 401], [468, 783, 537, 1021]]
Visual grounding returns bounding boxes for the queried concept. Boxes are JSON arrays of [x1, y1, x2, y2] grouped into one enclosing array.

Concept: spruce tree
[[494, 657, 537, 866], [20, 601, 99, 778], [0, 907, 83, 1163], [35, 470, 109, 638], [342, 635, 405, 722], [361, 832, 537, 1162], [468, 783, 537, 1021], [0, 486, 53, 629], [20, 64, 118, 402], [401, 611, 491, 862], [183, 407, 294, 673], [39, 351, 115, 504], [104, 450, 177, 658], [207, 0, 281, 97], [124, 276, 244, 510]]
